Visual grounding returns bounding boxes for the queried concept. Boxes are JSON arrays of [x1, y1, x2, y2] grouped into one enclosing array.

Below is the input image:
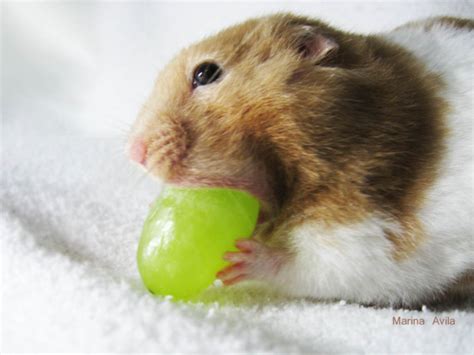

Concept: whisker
[[129, 162, 161, 190], [106, 121, 133, 136]]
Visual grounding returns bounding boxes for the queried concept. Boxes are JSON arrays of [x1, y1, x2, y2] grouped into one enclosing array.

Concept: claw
[[221, 274, 247, 286], [216, 262, 246, 279]]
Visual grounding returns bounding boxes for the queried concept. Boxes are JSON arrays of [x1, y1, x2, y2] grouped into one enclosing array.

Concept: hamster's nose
[[129, 138, 147, 165]]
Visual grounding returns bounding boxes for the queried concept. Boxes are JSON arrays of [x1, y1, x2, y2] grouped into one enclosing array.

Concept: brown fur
[[397, 16, 474, 32], [385, 217, 425, 261], [130, 14, 449, 260], [447, 271, 474, 298]]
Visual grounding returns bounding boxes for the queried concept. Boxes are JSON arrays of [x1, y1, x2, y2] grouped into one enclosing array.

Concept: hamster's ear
[[294, 25, 339, 64]]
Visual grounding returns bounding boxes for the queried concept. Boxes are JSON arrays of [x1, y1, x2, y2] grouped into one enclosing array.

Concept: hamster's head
[[128, 13, 344, 219]]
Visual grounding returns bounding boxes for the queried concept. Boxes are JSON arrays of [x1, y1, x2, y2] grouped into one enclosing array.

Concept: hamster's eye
[[192, 62, 222, 89]]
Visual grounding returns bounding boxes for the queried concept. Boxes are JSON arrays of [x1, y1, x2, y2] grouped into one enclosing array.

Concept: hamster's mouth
[[167, 176, 275, 225]]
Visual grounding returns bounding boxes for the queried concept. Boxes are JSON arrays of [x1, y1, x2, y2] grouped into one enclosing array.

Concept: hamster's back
[[384, 18, 474, 294]]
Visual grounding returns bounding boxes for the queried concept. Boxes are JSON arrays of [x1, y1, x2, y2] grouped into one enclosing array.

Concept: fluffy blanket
[[2, 1, 473, 353]]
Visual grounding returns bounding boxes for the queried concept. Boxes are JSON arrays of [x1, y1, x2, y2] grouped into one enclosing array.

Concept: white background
[[3, 0, 473, 137]]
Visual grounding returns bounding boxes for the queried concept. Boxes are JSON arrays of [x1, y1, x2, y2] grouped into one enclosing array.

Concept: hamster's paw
[[217, 239, 286, 286]]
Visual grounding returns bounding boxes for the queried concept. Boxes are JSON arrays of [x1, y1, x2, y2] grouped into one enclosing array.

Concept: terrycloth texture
[[2, 1, 473, 353], [2, 136, 474, 353]]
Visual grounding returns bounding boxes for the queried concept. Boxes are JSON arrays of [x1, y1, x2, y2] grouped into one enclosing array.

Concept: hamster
[[128, 14, 474, 307]]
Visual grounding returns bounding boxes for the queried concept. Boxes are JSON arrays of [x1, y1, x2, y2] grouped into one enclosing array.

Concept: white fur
[[273, 21, 474, 305]]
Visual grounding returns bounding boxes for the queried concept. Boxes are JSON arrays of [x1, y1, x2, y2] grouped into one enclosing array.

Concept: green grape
[[137, 187, 259, 300]]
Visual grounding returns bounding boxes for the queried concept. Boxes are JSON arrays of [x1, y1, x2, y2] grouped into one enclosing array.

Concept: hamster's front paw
[[216, 239, 287, 286]]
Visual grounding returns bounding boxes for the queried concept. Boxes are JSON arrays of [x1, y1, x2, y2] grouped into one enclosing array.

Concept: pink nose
[[129, 139, 147, 165]]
